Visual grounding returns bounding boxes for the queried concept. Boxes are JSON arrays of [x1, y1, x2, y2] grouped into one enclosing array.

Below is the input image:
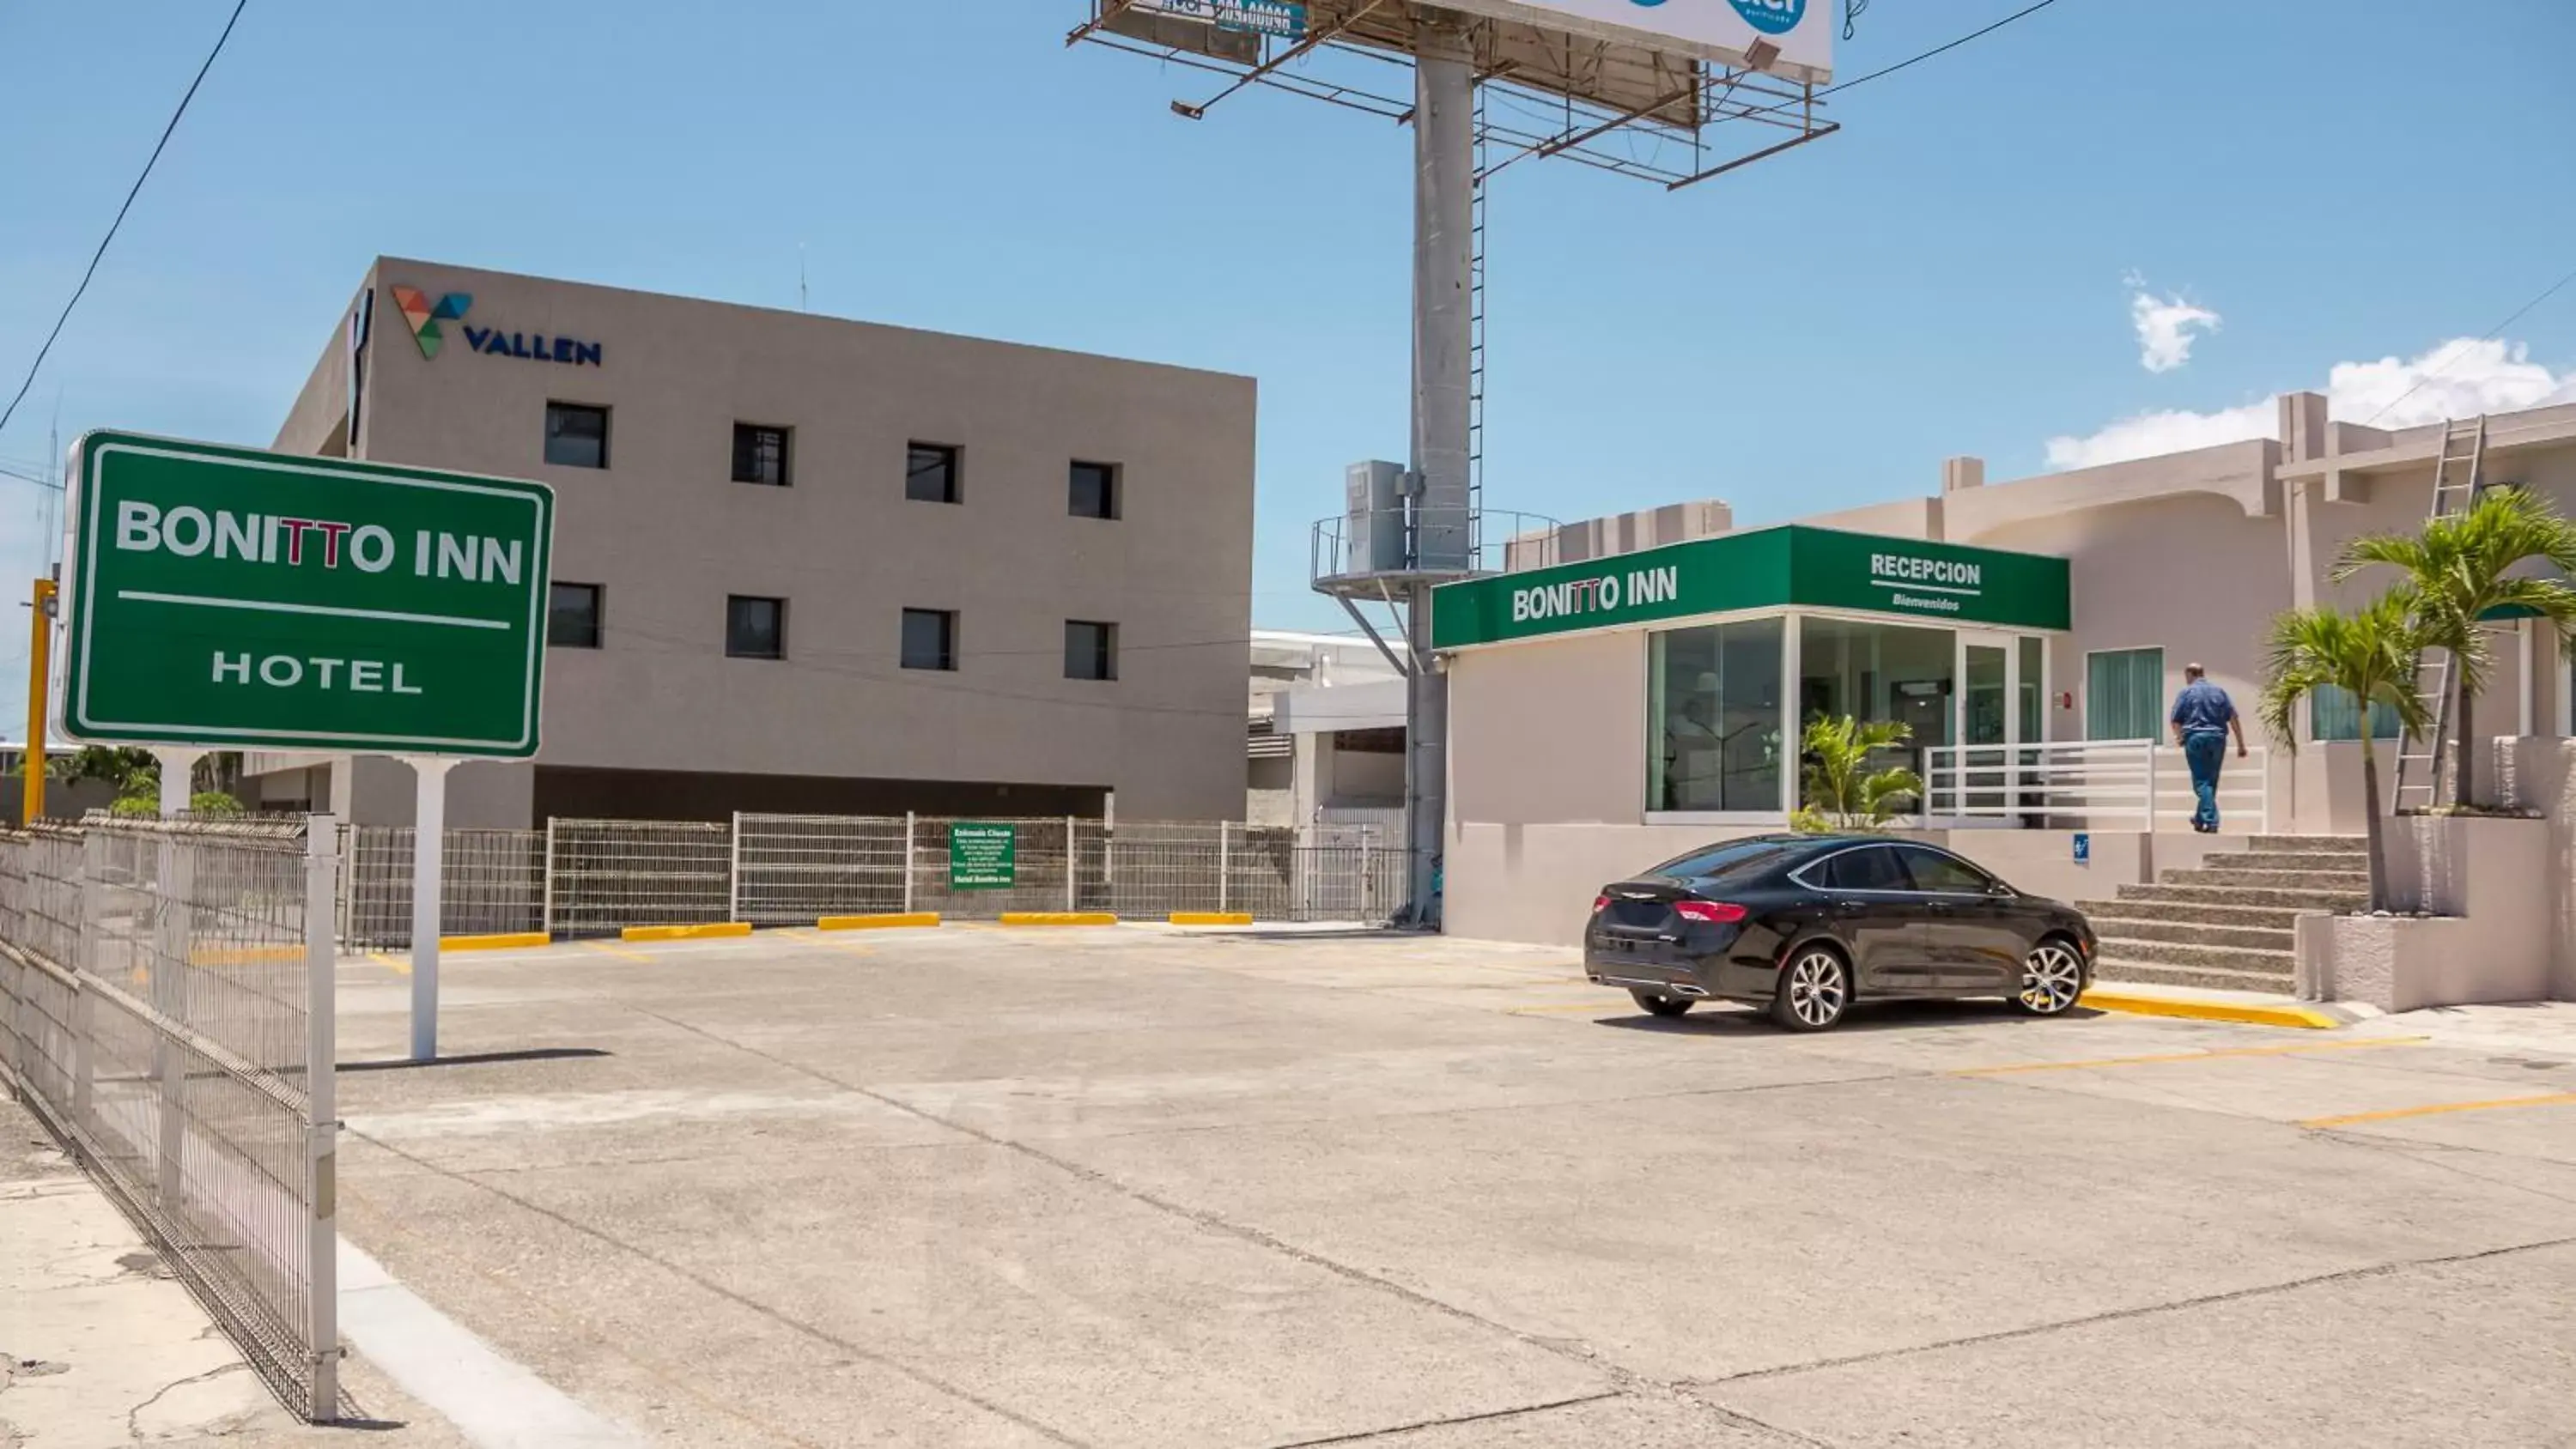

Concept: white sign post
[[406, 757, 454, 1061]]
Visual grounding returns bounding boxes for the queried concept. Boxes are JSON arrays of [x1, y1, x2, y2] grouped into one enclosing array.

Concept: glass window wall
[[1794, 617, 1954, 749], [1649, 618, 1783, 812]]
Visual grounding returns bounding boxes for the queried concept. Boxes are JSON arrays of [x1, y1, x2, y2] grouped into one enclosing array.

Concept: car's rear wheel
[[2014, 939, 2086, 1016], [1771, 946, 1850, 1032], [1630, 989, 1694, 1018]]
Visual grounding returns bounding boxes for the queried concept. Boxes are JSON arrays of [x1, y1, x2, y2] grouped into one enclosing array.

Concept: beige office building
[[246, 259, 1256, 827]]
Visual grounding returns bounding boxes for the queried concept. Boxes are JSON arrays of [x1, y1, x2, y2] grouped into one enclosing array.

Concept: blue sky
[[3, 0, 2573, 718]]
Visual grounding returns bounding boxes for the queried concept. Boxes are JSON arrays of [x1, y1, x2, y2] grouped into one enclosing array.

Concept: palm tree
[[2336, 487, 2576, 809], [2258, 596, 2432, 912], [1794, 715, 1923, 833]]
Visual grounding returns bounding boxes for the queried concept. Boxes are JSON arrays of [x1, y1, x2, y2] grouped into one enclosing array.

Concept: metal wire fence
[[0, 817, 337, 1422], [544, 818, 731, 938], [341, 826, 545, 949], [327, 814, 1416, 941], [731, 813, 910, 925]]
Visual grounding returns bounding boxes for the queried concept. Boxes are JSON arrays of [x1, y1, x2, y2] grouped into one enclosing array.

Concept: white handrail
[[1917, 739, 2271, 834]]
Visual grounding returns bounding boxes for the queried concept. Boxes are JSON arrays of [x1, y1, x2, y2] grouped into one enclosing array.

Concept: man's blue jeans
[[2183, 731, 2227, 831]]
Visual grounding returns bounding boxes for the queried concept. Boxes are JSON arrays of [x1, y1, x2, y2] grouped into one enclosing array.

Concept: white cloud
[[2127, 275, 2221, 373], [2044, 337, 2576, 471]]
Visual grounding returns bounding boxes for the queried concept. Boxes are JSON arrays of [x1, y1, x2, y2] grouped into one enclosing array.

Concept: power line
[[1708, 0, 2069, 131], [0, 0, 250, 440], [2360, 259, 2576, 427], [1817, 0, 2067, 99]]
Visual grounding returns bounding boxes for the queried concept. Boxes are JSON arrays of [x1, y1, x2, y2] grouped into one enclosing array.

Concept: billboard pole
[[1406, 12, 1473, 923]]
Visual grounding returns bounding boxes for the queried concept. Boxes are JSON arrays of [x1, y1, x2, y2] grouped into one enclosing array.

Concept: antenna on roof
[[799, 244, 809, 313]]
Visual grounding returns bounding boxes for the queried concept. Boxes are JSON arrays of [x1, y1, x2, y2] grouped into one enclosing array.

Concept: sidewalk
[[0, 1098, 465, 1448]]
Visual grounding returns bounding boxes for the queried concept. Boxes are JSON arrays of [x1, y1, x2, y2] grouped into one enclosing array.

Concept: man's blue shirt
[[2171, 679, 2236, 735]]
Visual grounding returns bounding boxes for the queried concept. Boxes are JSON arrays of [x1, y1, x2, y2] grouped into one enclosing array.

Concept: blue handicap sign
[[2072, 832, 2090, 864]]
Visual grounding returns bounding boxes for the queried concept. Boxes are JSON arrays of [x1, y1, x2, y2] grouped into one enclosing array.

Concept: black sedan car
[[1583, 834, 2096, 1032]]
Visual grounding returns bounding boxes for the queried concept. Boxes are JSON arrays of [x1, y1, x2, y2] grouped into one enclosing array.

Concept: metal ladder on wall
[[2391, 415, 2488, 813], [1466, 82, 1488, 564]]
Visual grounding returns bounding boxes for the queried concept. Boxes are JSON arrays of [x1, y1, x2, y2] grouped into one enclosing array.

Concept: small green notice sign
[[949, 822, 1017, 889], [64, 431, 554, 756]]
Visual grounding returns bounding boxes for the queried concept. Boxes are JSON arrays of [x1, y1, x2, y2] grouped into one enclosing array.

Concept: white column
[[154, 748, 206, 816], [407, 758, 455, 1062], [2518, 619, 2538, 739]]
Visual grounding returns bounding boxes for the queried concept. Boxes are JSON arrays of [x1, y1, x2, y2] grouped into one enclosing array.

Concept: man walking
[[2170, 663, 2247, 834]]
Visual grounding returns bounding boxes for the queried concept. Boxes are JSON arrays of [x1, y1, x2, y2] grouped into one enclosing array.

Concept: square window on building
[[1065, 620, 1117, 682], [544, 403, 610, 470], [1069, 460, 1119, 520], [549, 583, 602, 649], [902, 608, 957, 671], [732, 423, 790, 486], [2085, 647, 2166, 741], [907, 443, 960, 504], [726, 595, 786, 660]]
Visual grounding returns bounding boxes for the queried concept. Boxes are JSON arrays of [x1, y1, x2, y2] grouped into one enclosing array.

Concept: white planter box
[[2298, 912, 2552, 1013]]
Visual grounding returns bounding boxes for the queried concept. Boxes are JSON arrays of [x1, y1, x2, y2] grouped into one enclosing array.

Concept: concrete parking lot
[[316, 925, 2576, 1448]]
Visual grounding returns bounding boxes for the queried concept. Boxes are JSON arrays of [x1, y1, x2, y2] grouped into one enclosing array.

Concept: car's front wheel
[[1771, 946, 1850, 1032], [2014, 939, 2086, 1016], [1630, 990, 1694, 1018]]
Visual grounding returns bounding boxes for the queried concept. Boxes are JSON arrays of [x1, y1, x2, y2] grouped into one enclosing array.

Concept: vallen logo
[[390, 287, 472, 360], [1726, 0, 1805, 33]]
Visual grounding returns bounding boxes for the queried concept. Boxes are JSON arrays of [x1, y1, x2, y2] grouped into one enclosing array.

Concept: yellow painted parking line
[[581, 940, 653, 963], [2300, 1091, 2576, 1130], [368, 951, 410, 976], [1952, 1035, 2426, 1077]]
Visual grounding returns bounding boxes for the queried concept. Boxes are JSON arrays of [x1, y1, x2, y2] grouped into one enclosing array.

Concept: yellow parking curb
[[998, 912, 1119, 927], [817, 912, 940, 931], [440, 931, 550, 952], [1169, 912, 1253, 926], [2079, 988, 2341, 1031], [621, 921, 754, 942]]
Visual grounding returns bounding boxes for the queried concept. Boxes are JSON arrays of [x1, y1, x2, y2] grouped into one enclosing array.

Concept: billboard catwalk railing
[[336, 814, 1416, 947], [0, 817, 339, 1422]]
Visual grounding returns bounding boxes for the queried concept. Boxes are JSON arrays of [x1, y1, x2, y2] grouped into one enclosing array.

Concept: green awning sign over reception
[[64, 432, 555, 756], [1430, 524, 2073, 649]]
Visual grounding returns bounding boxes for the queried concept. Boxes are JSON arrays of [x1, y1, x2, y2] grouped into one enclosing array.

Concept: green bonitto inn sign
[[64, 432, 555, 756], [1430, 524, 2073, 649]]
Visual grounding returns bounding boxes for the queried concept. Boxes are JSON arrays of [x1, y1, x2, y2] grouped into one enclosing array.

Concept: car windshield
[[1644, 837, 1803, 883]]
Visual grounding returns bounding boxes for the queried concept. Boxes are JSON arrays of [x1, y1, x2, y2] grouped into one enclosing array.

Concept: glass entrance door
[[1956, 632, 2020, 818]]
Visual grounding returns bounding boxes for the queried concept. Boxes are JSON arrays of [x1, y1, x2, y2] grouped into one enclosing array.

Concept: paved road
[[309, 925, 2576, 1447]]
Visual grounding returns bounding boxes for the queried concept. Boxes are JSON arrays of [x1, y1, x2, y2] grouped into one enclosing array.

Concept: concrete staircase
[[2075, 835, 2369, 993]]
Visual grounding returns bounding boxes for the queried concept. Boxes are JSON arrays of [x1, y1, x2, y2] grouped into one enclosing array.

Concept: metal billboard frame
[[1073, 0, 1838, 191]]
